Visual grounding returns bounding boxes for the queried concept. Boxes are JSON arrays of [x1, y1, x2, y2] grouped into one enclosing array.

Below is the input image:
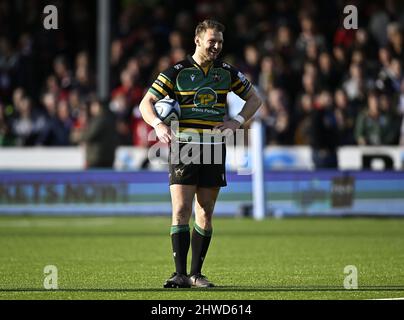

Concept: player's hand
[[155, 122, 171, 143], [213, 120, 242, 136]]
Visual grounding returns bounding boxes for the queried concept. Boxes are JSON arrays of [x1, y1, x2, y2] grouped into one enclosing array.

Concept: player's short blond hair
[[195, 19, 225, 38]]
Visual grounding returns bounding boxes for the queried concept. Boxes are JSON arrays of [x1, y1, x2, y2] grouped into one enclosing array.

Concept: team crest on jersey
[[193, 87, 218, 108], [190, 74, 196, 82], [213, 72, 221, 82]]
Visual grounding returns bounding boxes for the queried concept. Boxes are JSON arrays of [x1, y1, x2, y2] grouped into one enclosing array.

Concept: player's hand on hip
[[155, 123, 172, 143], [213, 120, 241, 136]]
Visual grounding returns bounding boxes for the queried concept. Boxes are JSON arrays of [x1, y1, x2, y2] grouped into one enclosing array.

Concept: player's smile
[[205, 45, 221, 62], [208, 47, 220, 58]]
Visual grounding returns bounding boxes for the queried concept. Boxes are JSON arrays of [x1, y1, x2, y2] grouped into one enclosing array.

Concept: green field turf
[[0, 216, 403, 300]]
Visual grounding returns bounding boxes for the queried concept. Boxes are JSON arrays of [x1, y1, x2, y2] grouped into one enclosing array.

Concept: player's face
[[196, 29, 223, 62]]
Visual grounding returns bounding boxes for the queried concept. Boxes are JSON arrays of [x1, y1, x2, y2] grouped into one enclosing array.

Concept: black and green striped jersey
[[148, 55, 252, 141]]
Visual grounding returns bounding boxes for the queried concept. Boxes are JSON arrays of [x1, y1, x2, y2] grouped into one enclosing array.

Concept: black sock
[[190, 223, 212, 276], [170, 225, 190, 275]]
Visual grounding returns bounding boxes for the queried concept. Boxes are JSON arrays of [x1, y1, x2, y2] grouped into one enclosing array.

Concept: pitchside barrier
[[1, 145, 404, 171], [1, 169, 404, 217]]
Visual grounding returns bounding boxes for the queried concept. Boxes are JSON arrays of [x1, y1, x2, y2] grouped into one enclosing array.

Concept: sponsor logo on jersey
[[174, 64, 183, 70], [237, 71, 248, 85], [193, 87, 218, 108]]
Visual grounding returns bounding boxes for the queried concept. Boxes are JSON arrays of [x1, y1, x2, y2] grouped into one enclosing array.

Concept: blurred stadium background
[[1, 0, 404, 299]]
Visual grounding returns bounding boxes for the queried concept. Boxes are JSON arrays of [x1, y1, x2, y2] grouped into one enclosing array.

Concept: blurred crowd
[[1, 0, 404, 160]]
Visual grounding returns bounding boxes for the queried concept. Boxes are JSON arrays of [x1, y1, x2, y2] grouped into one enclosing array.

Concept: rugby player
[[139, 19, 262, 288]]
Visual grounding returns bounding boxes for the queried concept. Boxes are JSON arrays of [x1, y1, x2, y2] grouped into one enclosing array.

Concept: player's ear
[[195, 36, 200, 47]]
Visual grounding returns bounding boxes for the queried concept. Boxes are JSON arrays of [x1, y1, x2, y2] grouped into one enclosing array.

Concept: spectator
[[318, 51, 340, 90], [263, 88, 291, 145], [332, 45, 348, 80], [376, 58, 402, 94], [109, 92, 132, 145], [11, 87, 25, 117], [304, 40, 319, 65], [294, 93, 313, 145], [37, 96, 72, 146], [378, 47, 392, 71], [273, 25, 295, 63], [72, 51, 93, 99], [241, 44, 260, 83], [342, 63, 366, 104], [36, 92, 57, 145], [149, 55, 171, 84], [11, 97, 43, 146], [110, 39, 126, 89], [354, 91, 396, 145], [368, 4, 390, 47], [70, 105, 88, 145], [334, 89, 357, 145], [300, 70, 318, 99], [386, 22, 404, 60], [80, 100, 118, 169], [111, 68, 144, 145], [112, 69, 143, 109], [351, 29, 378, 65], [0, 37, 19, 101], [258, 56, 276, 93], [68, 89, 84, 121], [295, 13, 326, 58], [400, 119, 404, 146], [309, 90, 338, 168], [53, 56, 73, 92], [0, 101, 14, 146], [168, 30, 185, 51], [333, 21, 355, 49], [379, 94, 401, 145], [55, 100, 74, 145], [170, 47, 186, 65], [398, 79, 404, 115]]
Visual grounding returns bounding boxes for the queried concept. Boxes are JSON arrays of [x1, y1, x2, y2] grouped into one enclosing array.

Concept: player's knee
[[201, 213, 213, 226], [196, 210, 213, 230], [204, 199, 216, 213], [172, 204, 192, 224], [197, 203, 214, 220]]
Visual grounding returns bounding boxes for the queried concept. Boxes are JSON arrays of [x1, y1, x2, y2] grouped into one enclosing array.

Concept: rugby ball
[[153, 98, 181, 125]]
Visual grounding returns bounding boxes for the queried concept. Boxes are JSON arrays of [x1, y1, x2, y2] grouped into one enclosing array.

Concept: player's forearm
[[237, 90, 262, 123], [139, 92, 160, 127]]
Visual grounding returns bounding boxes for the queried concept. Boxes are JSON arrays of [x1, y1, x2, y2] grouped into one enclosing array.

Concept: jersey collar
[[187, 55, 216, 76]]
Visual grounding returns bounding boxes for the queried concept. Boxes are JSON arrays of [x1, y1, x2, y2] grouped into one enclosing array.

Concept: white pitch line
[[0, 218, 117, 228], [371, 297, 404, 300]]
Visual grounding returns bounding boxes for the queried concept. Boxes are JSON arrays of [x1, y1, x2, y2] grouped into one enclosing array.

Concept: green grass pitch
[[0, 216, 403, 300]]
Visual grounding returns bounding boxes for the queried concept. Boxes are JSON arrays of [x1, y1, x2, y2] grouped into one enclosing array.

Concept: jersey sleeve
[[226, 64, 252, 100], [148, 66, 177, 100]]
